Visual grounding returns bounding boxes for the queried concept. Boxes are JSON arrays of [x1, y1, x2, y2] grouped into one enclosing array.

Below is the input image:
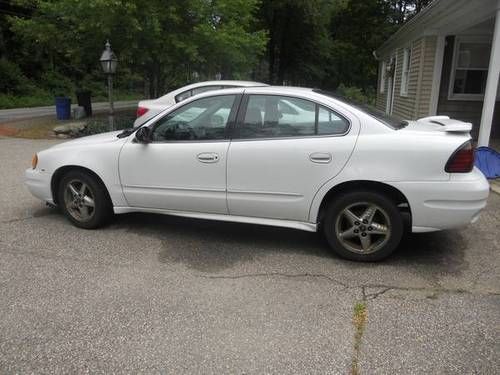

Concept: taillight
[[445, 141, 474, 173], [136, 106, 149, 118]]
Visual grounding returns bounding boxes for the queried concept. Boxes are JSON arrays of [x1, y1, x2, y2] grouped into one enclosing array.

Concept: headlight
[[31, 154, 38, 169]]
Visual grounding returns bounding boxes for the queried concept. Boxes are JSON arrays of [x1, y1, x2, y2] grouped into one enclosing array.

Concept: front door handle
[[197, 152, 220, 163], [309, 152, 332, 164]]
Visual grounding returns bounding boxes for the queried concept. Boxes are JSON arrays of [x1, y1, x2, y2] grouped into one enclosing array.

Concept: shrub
[[0, 92, 53, 109], [39, 70, 75, 97], [336, 84, 375, 105], [0, 58, 37, 95]]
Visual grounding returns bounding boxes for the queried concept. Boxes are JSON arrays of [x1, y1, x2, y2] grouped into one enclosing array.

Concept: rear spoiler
[[417, 116, 472, 132]]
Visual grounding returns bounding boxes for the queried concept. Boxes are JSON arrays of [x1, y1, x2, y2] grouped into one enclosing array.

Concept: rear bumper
[[25, 168, 54, 204], [391, 168, 490, 232]]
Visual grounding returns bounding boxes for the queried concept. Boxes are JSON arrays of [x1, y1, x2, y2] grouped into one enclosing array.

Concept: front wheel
[[57, 170, 113, 229], [323, 191, 403, 261]]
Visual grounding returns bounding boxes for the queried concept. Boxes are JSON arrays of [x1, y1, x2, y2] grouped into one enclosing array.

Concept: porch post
[[429, 35, 445, 116], [478, 2, 500, 147]]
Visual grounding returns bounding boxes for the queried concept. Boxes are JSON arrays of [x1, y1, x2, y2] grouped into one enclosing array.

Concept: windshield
[[314, 90, 408, 129]]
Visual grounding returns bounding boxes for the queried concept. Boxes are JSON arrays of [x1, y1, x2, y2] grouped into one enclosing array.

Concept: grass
[[0, 91, 144, 110], [351, 302, 368, 375], [15, 121, 60, 139]]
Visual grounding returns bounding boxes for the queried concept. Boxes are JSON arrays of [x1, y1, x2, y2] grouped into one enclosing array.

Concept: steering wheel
[[175, 123, 197, 140]]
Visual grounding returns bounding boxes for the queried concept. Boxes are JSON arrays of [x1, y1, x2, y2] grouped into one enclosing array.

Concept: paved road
[[0, 101, 139, 123], [1, 137, 499, 374]]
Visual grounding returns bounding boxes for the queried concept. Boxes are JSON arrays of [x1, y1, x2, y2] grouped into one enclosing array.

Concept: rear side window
[[239, 95, 349, 139], [317, 106, 350, 135], [175, 90, 192, 102], [175, 86, 223, 103]]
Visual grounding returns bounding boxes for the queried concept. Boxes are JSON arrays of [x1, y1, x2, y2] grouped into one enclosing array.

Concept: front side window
[[450, 37, 491, 99], [239, 95, 349, 139], [152, 95, 235, 142]]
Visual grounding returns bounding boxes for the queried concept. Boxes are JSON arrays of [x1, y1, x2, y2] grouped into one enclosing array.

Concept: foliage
[[336, 84, 375, 105], [3, 0, 267, 101], [0, 0, 433, 109], [81, 115, 134, 136]]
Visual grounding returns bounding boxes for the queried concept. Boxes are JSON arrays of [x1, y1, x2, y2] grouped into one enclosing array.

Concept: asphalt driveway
[[1, 137, 499, 374]]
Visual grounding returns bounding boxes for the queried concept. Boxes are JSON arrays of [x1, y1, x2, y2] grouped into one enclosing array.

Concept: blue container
[[55, 97, 71, 120]]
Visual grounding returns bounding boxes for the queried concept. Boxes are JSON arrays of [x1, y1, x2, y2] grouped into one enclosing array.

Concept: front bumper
[[391, 168, 490, 232], [25, 168, 54, 204]]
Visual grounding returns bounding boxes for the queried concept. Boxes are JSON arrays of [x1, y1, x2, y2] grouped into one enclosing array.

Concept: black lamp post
[[99, 40, 118, 129]]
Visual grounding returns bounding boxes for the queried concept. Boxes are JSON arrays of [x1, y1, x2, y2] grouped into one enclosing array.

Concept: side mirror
[[135, 127, 152, 143]]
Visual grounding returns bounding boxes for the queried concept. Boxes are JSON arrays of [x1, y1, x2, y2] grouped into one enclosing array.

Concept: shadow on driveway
[[110, 212, 467, 276]]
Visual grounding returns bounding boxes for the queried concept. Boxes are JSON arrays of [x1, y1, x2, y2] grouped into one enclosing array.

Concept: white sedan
[[25, 87, 489, 261], [134, 80, 267, 127]]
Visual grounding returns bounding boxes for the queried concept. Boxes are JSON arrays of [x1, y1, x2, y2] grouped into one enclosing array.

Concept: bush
[[0, 58, 38, 95], [336, 84, 375, 105], [39, 70, 75, 97], [0, 92, 54, 109]]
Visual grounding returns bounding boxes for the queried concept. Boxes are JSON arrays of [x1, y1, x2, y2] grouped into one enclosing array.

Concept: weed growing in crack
[[352, 302, 367, 375]]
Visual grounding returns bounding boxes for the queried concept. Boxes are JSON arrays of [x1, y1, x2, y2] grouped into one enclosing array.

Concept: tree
[[259, 0, 346, 86], [388, 0, 433, 24], [7, 0, 267, 97], [326, 0, 397, 91]]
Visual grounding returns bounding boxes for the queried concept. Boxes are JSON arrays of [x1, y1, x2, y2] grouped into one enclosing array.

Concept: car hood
[[50, 131, 124, 149]]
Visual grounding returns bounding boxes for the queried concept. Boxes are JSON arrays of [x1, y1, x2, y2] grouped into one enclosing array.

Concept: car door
[[227, 93, 359, 222], [119, 94, 239, 214]]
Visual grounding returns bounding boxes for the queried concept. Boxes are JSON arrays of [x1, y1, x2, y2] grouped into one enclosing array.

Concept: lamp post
[[99, 40, 118, 129]]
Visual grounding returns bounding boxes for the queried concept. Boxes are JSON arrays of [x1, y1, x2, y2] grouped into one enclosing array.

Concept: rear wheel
[[323, 191, 403, 261], [57, 170, 113, 229]]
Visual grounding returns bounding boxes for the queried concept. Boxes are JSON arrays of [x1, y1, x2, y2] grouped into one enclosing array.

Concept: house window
[[449, 37, 491, 100], [400, 48, 411, 96], [380, 61, 386, 93]]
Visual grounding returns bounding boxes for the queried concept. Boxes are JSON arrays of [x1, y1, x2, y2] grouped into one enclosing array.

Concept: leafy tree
[[259, 0, 346, 86], [326, 0, 396, 91], [7, 0, 267, 97], [0, 0, 435, 107]]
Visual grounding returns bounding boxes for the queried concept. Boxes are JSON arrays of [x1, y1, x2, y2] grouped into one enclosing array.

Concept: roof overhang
[[375, 0, 500, 58]]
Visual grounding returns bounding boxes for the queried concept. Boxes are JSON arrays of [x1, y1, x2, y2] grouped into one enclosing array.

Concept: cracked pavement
[[1, 137, 499, 374]]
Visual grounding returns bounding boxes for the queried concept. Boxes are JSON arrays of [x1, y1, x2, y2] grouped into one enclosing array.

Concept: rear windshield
[[314, 90, 408, 129]]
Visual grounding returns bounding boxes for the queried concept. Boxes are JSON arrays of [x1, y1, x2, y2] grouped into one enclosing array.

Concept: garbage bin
[[76, 90, 92, 116], [55, 97, 71, 120]]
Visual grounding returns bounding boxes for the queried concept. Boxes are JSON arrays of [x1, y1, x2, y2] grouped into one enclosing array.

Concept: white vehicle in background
[[134, 80, 267, 127], [25, 86, 489, 262]]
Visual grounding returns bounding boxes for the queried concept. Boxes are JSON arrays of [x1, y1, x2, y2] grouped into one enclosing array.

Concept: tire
[[323, 191, 403, 261], [57, 170, 113, 229]]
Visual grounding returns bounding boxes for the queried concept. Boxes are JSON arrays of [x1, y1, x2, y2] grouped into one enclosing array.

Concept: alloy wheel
[[334, 202, 391, 254], [63, 179, 96, 222]]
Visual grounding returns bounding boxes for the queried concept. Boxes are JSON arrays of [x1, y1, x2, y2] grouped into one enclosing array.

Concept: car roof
[[170, 80, 268, 93], [187, 85, 380, 123]]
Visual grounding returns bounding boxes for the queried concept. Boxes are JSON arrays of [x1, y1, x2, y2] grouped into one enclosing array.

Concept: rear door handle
[[197, 152, 220, 163], [309, 152, 332, 164]]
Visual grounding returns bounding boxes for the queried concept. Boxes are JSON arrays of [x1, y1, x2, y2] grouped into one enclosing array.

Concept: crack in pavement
[[1, 216, 36, 224], [361, 286, 392, 301], [199, 272, 500, 298], [199, 272, 350, 289], [0, 212, 55, 224]]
